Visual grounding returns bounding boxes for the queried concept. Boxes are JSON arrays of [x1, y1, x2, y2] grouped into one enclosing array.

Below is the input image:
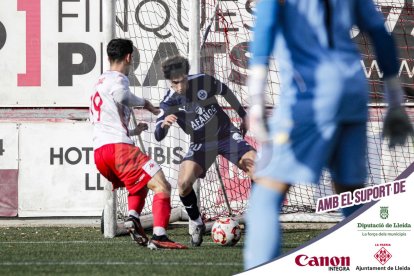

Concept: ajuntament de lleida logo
[[380, 206, 389, 219]]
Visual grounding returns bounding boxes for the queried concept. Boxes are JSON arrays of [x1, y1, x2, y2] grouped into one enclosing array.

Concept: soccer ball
[[211, 217, 241, 246]]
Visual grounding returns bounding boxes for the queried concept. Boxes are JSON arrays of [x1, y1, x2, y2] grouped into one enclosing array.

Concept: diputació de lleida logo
[[380, 206, 389, 219]]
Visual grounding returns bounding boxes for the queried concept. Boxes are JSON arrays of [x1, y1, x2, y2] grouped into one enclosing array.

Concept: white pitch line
[[0, 261, 241, 267]]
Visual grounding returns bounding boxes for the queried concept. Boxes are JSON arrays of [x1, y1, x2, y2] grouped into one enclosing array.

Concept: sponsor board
[[2, 1, 412, 107], [0, 0, 112, 106], [0, 118, 188, 216], [0, 123, 19, 216], [18, 123, 104, 216], [241, 169, 414, 275]]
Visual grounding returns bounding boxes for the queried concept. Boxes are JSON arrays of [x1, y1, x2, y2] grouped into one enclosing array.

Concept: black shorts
[[182, 131, 255, 178]]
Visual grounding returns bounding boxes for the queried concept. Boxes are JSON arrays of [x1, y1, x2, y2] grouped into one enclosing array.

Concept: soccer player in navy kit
[[155, 55, 256, 246], [244, 0, 413, 269]]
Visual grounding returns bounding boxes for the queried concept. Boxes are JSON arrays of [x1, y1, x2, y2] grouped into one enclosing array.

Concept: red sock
[[128, 188, 148, 214], [152, 192, 171, 229]]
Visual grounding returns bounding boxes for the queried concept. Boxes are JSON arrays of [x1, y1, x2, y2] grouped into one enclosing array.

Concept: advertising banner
[[0, 0, 111, 106], [241, 166, 414, 275], [18, 122, 104, 216], [1, 0, 412, 107], [0, 123, 19, 216]]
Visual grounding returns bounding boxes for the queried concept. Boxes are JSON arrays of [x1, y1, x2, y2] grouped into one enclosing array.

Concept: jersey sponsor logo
[[190, 105, 217, 130], [232, 132, 243, 142], [195, 105, 204, 115], [197, 89, 208, 100]]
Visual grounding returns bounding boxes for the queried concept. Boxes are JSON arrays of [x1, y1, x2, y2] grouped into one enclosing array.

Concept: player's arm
[[143, 100, 160, 116], [248, 0, 280, 143], [218, 81, 248, 136], [355, 0, 413, 147], [355, 0, 398, 82], [113, 87, 145, 107], [113, 89, 159, 116], [220, 83, 247, 118], [128, 123, 148, 136], [154, 103, 177, 142], [111, 90, 151, 136]]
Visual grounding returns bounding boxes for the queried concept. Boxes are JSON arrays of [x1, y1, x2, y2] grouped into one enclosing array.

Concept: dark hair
[[161, 55, 190, 79], [107, 38, 133, 63]]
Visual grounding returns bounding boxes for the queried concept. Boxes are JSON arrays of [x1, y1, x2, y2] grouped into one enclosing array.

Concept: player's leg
[[328, 122, 367, 217], [218, 130, 256, 178], [124, 188, 149, 245], [113, 143, 186, 249], [178, 160, 206, 246], [145, 170, 185, 249], [217, 132, 288, 268], [178, 142, 215, 246], [127, 188, 148, 219], [146, 169, 171, 237], [178, 160, 204, 220], [244, 110, 336, 269], [94, 144, 149, 245], [217, 133, 287, 268], [244, 178, 289, 270]]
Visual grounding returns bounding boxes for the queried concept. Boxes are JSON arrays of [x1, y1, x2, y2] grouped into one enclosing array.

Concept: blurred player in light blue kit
[[244, 0, 413, 269]]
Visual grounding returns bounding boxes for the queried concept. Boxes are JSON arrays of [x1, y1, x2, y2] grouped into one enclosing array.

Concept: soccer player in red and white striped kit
[[90, 38, 187, 249]]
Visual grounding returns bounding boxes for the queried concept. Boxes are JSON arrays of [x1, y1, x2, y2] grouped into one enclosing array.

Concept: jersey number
[[91, 92, 103, 122]]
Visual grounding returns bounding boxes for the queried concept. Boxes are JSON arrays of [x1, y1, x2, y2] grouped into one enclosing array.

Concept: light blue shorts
[[255, 119, 367, 185]]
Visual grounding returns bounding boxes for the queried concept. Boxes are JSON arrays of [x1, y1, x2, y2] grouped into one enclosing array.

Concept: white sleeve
[[113, 88, 145, 107], [111, 76, 145, 107]]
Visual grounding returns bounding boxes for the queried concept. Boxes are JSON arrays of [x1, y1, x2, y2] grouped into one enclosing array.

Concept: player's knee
[[178, 179, 193, 197], [148, 175, 171, 195], [152, 181, 171, 195], [159, 180, 172, 194]]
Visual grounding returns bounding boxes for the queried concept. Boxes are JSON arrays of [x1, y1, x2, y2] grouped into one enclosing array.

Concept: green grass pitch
[[0, 225, 324, 275]]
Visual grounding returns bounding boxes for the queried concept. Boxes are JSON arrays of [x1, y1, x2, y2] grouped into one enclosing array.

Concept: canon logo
[[295, 254, 350, 267]]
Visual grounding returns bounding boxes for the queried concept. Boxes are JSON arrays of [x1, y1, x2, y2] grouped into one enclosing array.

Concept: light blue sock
[[244, 183, 284, 270]]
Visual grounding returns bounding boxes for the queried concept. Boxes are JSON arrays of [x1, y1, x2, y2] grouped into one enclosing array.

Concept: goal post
[[102, 0, 414, 237]]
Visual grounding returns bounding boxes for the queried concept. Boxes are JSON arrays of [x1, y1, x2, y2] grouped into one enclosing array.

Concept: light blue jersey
[[251, 0, 398, 123]]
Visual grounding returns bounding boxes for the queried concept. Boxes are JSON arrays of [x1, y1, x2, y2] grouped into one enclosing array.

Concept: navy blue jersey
[[155, 74, 240, 142]]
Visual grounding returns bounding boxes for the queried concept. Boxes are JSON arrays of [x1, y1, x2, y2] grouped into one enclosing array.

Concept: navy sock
[[180, 189, 200, 220]]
